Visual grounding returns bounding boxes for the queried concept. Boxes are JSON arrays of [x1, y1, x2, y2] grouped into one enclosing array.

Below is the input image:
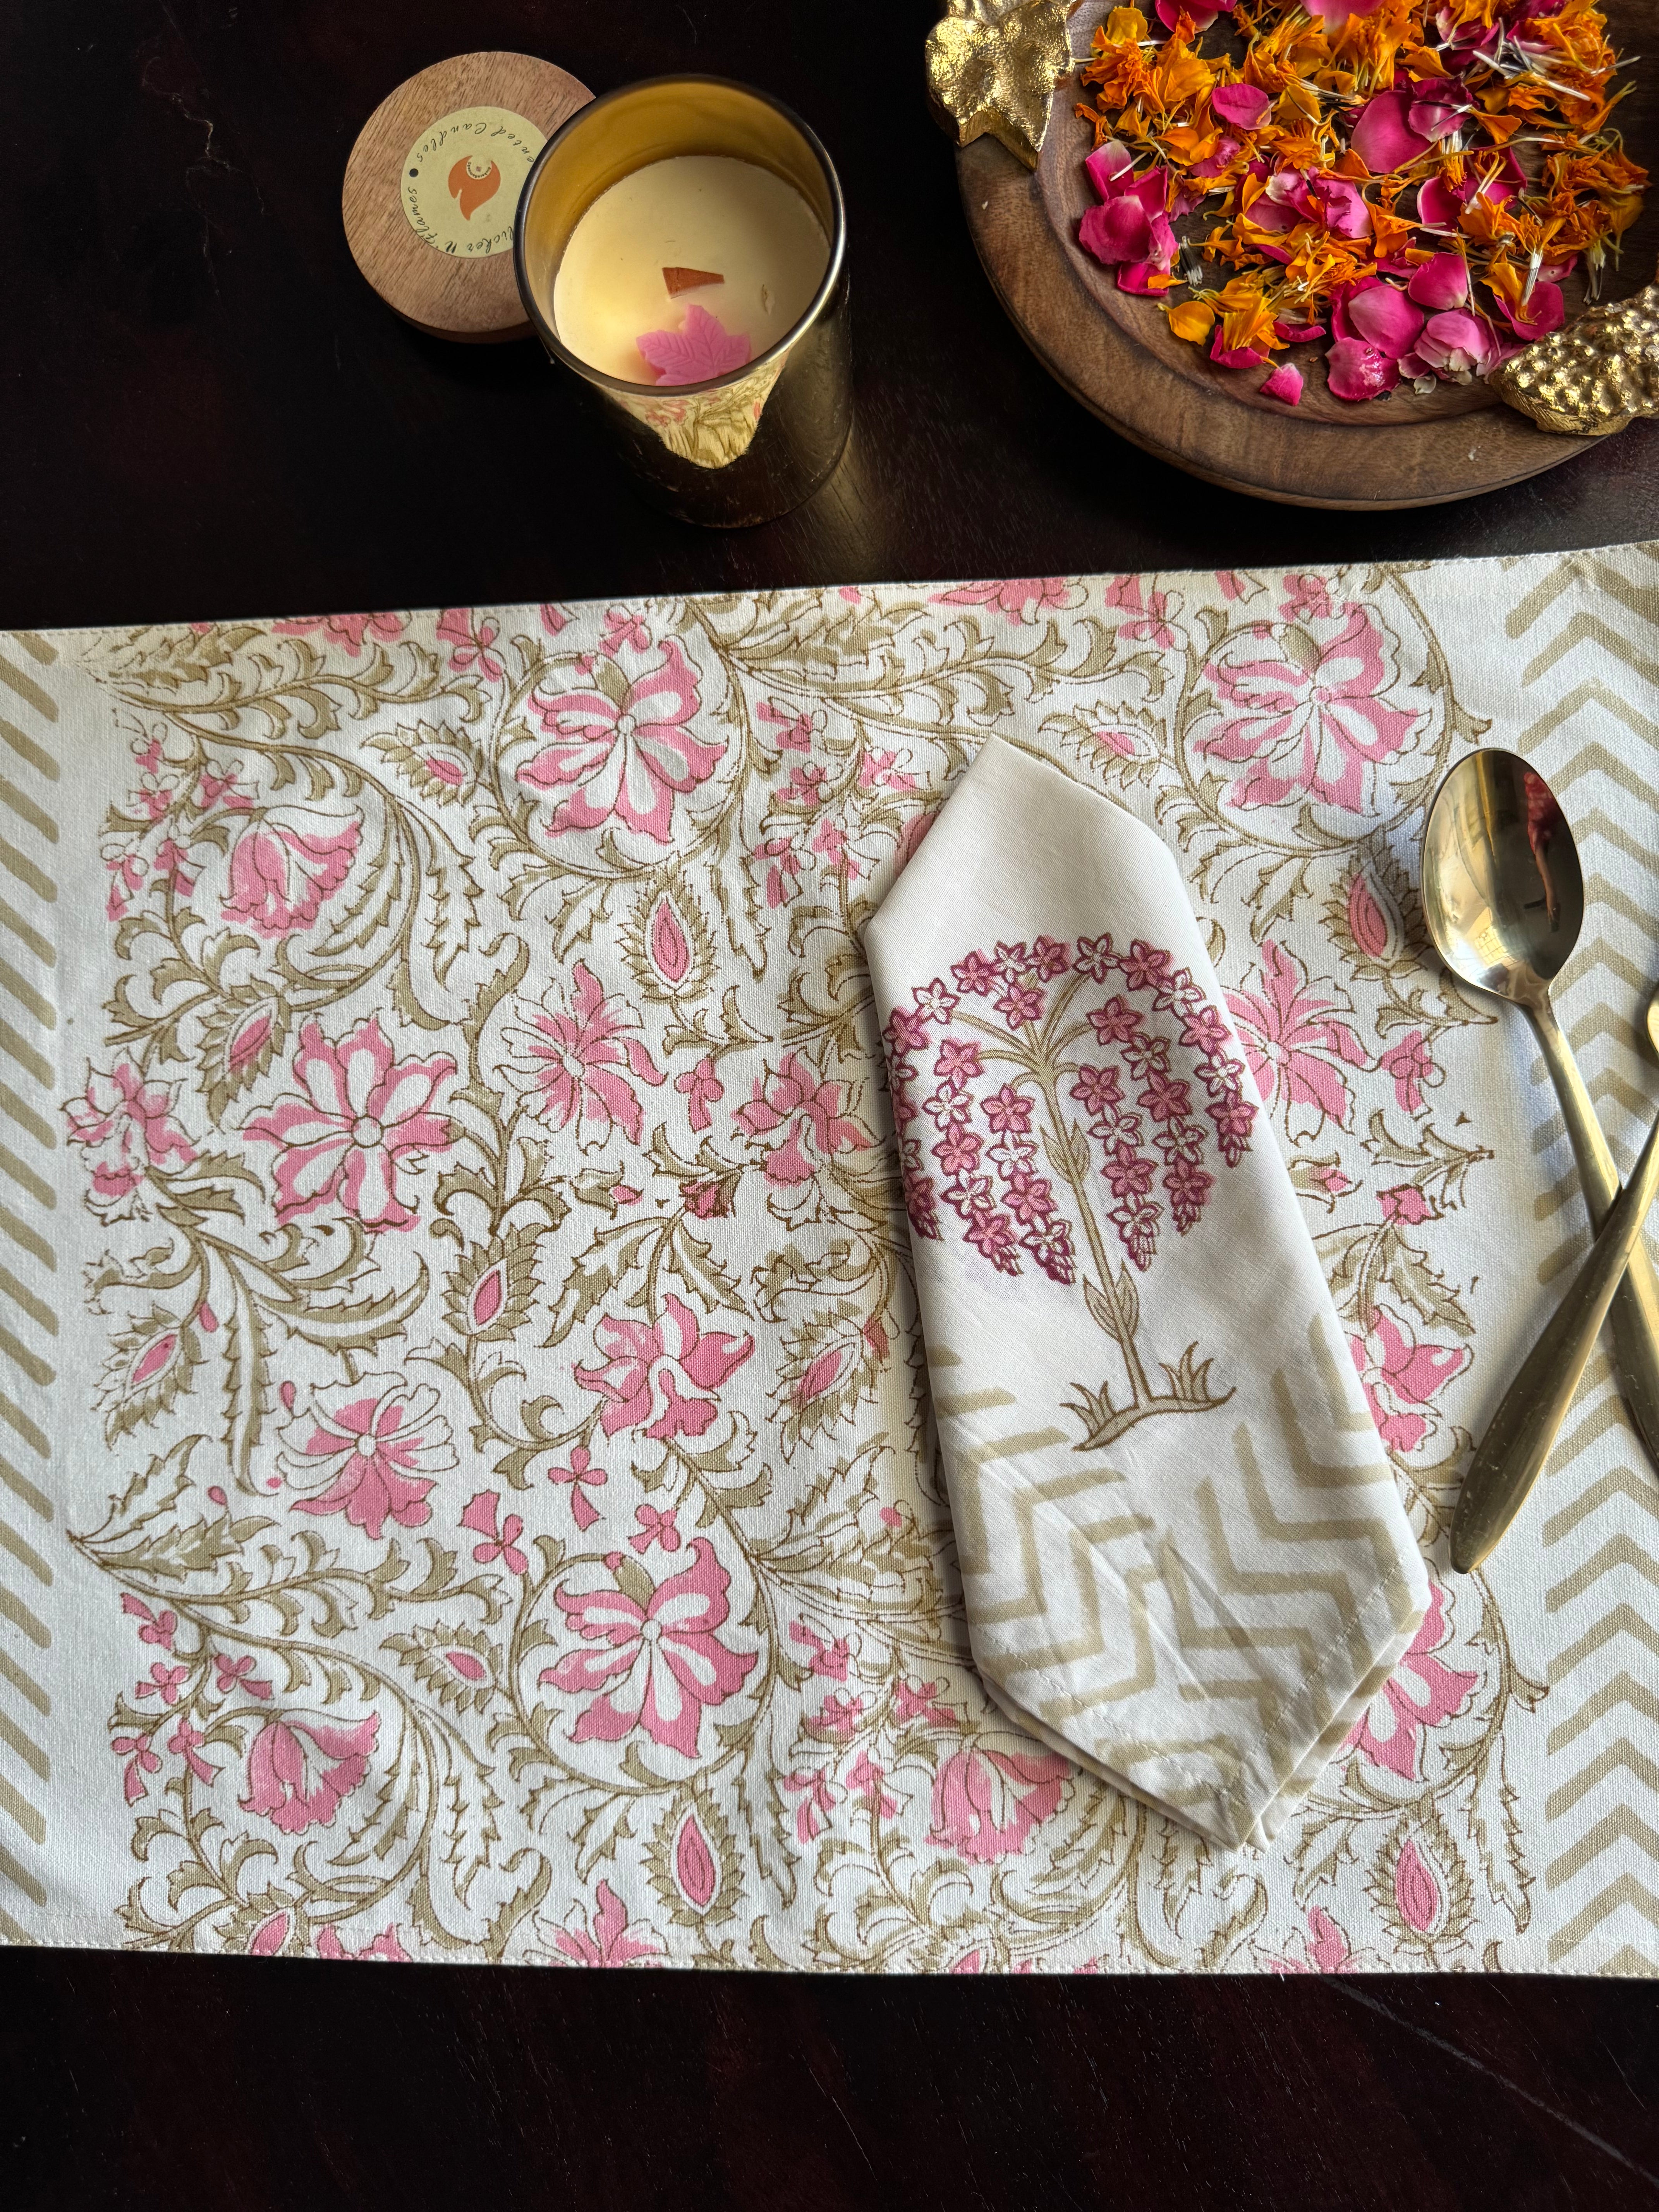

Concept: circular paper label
[[401, 105, 546, 259]]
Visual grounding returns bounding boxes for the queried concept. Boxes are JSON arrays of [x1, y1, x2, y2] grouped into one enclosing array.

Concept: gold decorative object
[[925, 0, 1072, 171], [1492, 264, 1659, 436]]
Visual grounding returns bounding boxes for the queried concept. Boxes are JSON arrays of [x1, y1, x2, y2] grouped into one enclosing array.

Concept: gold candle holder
[[514, 76, 850, 528]]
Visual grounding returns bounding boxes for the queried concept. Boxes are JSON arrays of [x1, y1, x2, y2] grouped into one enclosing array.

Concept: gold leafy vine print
[[64, 573, 1529, 1970]]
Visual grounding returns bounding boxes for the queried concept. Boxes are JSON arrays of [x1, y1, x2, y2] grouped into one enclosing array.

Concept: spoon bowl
[[1421, 749, 1585, 1004]]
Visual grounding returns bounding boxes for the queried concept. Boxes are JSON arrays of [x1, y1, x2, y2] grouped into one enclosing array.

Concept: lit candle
[[552, 154, 830, 385]]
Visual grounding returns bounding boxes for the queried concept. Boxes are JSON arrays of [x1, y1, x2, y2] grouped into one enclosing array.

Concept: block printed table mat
[[0, 548, 1655, 1973]]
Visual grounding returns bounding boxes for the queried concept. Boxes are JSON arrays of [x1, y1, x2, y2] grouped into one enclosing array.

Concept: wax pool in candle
[[553, 155, 828, 384]]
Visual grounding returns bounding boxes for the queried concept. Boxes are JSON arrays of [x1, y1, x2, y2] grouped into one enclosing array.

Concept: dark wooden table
[[1, 3, 1656, 2205]]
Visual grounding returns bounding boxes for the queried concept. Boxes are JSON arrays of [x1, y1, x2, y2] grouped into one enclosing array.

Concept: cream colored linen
[[867, 740, 1430, 1847]]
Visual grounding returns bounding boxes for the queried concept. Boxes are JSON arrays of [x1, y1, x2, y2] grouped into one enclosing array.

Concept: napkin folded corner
[[867, 739, 1429, 1850]]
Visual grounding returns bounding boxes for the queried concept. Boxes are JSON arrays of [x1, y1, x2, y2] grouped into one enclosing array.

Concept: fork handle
[[1531, 999, 1659, 1477], [1454, 1103, 1659, 1570]]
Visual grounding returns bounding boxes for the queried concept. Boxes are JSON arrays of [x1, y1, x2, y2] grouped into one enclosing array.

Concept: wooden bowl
[[959, 0, 1656, 507]]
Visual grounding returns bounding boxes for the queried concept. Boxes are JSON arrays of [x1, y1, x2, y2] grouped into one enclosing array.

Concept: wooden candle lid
[[343, 51, 592, 342]]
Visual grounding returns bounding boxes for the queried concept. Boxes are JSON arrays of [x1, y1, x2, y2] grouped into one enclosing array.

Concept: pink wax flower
[[636, 303, 751, 386]]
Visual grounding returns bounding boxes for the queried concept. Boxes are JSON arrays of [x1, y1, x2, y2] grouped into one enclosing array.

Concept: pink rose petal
[[1407, 251, 1470, 309], [1260, 362, 1303, 405], [1415, 308, 1500, 376], [1085, 141, 1134, 198], [1310, 175, 1372, 240], [1345, 281, 1424, 360], [1326, 337, 1400, 402], [1493, 276, 1565, 342], [1212, 83, 1270, 132], [1351, 89, 1429, 173], [1080, 196, 1154, 267]]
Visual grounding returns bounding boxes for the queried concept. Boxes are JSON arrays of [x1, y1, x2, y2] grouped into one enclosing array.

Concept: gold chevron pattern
[[930, 1317, 1422, 1847], [1491, 545, 1659, 1973], [0, 632, 58, 1946]]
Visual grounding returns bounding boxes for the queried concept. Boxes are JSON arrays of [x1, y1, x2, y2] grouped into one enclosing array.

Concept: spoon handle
[[1530, 1001, 1659, 1476], [1454, 1103, 1659, 1572]]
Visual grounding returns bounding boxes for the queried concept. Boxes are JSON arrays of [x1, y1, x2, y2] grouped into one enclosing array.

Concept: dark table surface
[[1, 3, 1656, 2206]]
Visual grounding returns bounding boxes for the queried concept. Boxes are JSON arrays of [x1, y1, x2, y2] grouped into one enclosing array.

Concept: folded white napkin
[[867, 740, 1429, 1849]]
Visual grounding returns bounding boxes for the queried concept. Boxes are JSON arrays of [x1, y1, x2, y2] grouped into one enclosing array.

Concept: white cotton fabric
[[867, 740, 1429, 1847]]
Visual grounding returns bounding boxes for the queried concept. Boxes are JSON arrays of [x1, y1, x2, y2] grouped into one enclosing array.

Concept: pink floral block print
[[929, 1747, 1070, 1862], [1345, 1583, 1477, 1781], [543, 1538, 757, 1759], [64, 570, 1547, 1971], [883, 931, 1254, 1278], [576, 1293, 754, 1441], [519, 635, 721, 842], [246, 1016, 454, 1230], [504, 962, 665, 1148], [240, 1713, 379, 1835], [222, 809, 360, 939], [1198, 600, 1419, 815], [279, 1376, 457, 1540], [64, 1062, 196, 1220], [1226, 939, 1367, 1135]]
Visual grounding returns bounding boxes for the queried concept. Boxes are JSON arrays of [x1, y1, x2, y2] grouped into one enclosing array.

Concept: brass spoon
[[1454, 991, 1659, 1570], [1422, 748, 1659, 1475]]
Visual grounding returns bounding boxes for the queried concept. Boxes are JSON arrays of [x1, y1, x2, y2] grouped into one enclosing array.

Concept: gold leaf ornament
[[1492, 261, 1659, 436], [925, 0, 1072, 171]]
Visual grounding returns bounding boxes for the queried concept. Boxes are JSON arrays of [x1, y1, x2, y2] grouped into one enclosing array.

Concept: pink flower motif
[[637, 302, 752, 385], [1350, 1304, 1469, 1455], [1345, 1582, 1477, 1781], [65, 1061, 197, 1220], [214, 1651, 273, 1701], [1104, 574, 1176, 649], [847, 1748, 898, 1820], [1269, 1906, 1354, 1975], [239, 1712, 379, 1835], [600, 607, 651, 655], [503, 961, 665, 1150], [122, 1594, 178, 1649], [790, 1620, 852, 1680], [278, 1376, 456, 1540], [1226, 940, 1367, 1133], [1380, 1029, 1439, 1114], [520, 637, 718, 843], [814, 1690, 865, 1738], [221, 810, 360, 940], [436, 607, 504, 682], [893, 1678, 959, 1728], [246, 1017, 454, 1231], [547, 1444, 607, 1531], [541, 1538, 757, 1760], [1380, 1184, 1435, 1224], [539, 603, 568, 638], [630, 1503, 682, 1555], [676, 1055, 724, 1133], [929, 1746, 1070, 1862], [783, 1767, 839, 1843], [735, 1051, 872, 1185], [461, 1490, 527, 1574], [933, 579, 1073, 625], [316, 1923, 411, 1962], [153, 838, 196, 896], [112, 1732, 161, 1803], [168, 1720, 216, 1784], [1200, 604, 1419, 814], [554, 1880, 662, 1966], [757, 698, 815, 752], [135, 1661, 189, 1705], [272, 611, 404, 657], [575, 1293, 754, 1441]]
